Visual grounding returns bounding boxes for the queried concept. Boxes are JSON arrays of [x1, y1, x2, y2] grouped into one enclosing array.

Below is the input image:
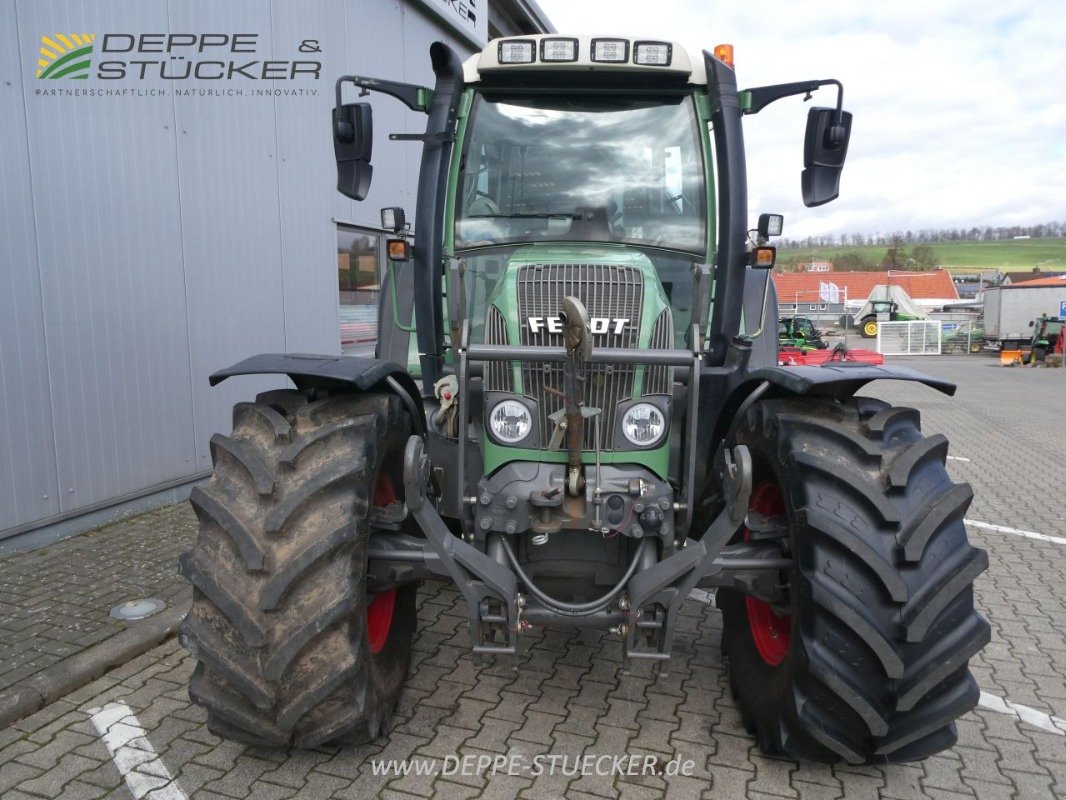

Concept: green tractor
[[1023, 315, 1063, 363], [179, 35, 988, 763], [779, 316, 829, 350], [858, 300, 922, 338]]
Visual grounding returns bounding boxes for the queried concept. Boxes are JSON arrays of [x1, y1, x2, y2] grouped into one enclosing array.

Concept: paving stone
[[747, 755, 798, 798], [509, 709, 565, 746], [0, 761, 43, 796], [14, 729, 96, 770], [201, 752, 276, 797], [789, 780, 843, 800]]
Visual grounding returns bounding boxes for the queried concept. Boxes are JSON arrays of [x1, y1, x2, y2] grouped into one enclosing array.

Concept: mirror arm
[[334, 75, 431, 113], [742, 79, 843, 120]]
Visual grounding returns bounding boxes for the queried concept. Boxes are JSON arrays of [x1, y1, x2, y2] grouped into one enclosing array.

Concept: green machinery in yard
[[1024, 315, 1062, 363], [779, 316, 829, 350], [178, 35, 989, 763], [858, 299, 923, 338]]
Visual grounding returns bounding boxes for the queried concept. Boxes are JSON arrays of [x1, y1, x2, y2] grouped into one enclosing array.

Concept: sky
[[534, 0, 1066, 239]]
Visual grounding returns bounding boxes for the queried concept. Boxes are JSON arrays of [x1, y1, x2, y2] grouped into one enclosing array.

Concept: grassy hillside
[[779, 237, 1066, 273]]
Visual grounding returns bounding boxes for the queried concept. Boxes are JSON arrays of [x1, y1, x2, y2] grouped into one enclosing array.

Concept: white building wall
[[0, 0, 544, 543]]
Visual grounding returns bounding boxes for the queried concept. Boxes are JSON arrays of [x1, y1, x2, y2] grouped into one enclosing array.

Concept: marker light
[[752, 246, 777, 269], [622, 404, 666, 447], [540, 37, 578, 62], [633, 41, 672, 66], [591, 38, 629, 63], [498, 40, 535, 64], [387, 238, 410, 261], [713, 43, 735, 68], [489, 400, 532, 444]]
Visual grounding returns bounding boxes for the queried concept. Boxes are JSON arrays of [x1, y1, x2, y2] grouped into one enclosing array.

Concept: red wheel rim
[[744, 481, 791, 666], [367, 473, 397, 655]]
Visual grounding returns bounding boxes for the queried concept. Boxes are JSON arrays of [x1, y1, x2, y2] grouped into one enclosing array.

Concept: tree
[[882, 235, 907, 270], [911, 244, 937, 269], [836, 252, 877, 271]]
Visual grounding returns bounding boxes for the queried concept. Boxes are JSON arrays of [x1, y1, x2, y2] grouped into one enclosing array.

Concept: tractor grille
[[517, 263, 644, 451], [483, 306, 514, 392], [644, 309, 675, 395]]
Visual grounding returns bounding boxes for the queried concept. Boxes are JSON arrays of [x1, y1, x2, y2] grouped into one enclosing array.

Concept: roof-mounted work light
[[633, 41, 672, 66], [498, 40, 535, 64], [540, 37, 578, 62], [590, 38, 629, 63]]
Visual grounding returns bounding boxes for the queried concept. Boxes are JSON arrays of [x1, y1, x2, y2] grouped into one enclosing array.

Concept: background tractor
[[779, 316, 829, 350], [179, 35, 989, 763], [858, 299, 923, 338], [1023, 315, 1063, 363]]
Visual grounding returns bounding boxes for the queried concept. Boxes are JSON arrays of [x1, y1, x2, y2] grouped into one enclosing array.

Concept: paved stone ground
[[2, 354, 1066, 799], [0, 505, 196, 694]]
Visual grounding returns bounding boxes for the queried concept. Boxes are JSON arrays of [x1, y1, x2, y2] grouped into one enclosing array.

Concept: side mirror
[[801, 107, 852, 207], [333, 102, 373, 200]]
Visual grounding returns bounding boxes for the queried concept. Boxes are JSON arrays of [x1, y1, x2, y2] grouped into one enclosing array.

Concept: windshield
[[455, 93, 706, 254]]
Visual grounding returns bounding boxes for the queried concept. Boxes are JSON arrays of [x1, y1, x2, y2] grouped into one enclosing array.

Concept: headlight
[[489, 400, 532, 444], [622, 403, 666, 447]]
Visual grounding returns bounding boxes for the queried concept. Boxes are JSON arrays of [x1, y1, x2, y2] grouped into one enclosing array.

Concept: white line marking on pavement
[[965, 519, 1066, 546], [88, 703, 187, 800], [978, 691, 1066, 736], [946, 455, 971, 462]]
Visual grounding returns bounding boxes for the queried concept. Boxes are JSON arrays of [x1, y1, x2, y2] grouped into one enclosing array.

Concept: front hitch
[[559, 295, 591, 496]]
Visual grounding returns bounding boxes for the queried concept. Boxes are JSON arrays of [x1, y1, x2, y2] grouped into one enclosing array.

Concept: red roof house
[[772, 269, 960, 306]]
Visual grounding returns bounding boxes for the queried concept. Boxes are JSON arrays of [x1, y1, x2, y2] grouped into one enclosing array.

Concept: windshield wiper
[[466, 212, 578, 219]]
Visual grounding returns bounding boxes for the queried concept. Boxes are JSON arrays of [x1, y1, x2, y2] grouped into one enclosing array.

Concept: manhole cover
[[110, 598, 166, 620]]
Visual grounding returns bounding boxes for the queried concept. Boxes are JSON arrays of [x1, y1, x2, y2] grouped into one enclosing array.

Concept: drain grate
[[109, 598, 166, 621]]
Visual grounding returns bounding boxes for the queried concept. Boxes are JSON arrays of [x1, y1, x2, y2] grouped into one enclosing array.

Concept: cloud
[[534, 0, 1066, 237]]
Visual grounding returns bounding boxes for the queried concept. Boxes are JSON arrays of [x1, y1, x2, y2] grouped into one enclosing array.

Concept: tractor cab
[[870, 299, 898, 317]]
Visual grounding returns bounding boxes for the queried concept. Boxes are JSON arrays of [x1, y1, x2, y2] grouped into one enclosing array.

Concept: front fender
[[745, 363, 956, 398], [711, 363, 954, 470], [209, 353, 426, 434]]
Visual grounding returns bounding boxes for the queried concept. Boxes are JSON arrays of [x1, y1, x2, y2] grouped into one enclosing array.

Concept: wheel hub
[[744, 481, 791, 666], [367, 473, 398, 654]]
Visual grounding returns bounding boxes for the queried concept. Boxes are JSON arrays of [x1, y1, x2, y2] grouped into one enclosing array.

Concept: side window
[[337, 225, 385, 353]]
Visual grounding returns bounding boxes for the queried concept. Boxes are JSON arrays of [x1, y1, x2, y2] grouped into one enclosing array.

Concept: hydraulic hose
[[499, 537, 652, 617]]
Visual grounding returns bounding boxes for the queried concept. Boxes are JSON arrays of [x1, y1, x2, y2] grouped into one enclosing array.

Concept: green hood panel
[[480, 244, 675, 479]]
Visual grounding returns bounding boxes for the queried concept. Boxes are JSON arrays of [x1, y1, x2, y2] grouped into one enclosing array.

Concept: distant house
[[800, 261, 833, 273], [1002, 268, 1066, 285], [1007, 274, 1066, 288], [773, 269, 960, 318]]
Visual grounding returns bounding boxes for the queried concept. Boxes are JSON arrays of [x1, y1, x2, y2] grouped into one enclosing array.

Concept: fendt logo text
[[527, 317, 630, 335], [37, 34, 96, 80]]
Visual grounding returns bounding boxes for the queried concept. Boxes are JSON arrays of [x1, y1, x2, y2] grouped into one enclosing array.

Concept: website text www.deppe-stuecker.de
[[371, 753, 698, 778]]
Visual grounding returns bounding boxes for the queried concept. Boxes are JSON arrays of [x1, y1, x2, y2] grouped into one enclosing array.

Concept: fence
[[939, 320, 983, 355], [876, 320, 942, 355]]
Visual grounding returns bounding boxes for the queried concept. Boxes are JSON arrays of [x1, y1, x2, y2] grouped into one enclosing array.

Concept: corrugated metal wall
[[0, 0, 481, 540]]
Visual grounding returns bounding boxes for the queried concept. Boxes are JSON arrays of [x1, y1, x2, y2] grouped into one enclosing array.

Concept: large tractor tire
[[719, 396, 990, 763], [860, 317, 879, 338], [178, 389, 417, 748]]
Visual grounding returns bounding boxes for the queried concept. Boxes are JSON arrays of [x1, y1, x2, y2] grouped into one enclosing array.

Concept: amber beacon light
[[713, 43, 734, 67]]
